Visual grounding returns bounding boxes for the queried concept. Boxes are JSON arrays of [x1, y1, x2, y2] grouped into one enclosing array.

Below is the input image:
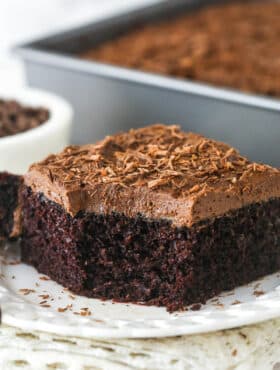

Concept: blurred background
[[1, 0, 280, 167], [0, 0, 159, 86]]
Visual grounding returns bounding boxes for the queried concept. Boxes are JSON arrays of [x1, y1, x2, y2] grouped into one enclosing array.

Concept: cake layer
[[81, 1, 280, 98], [25, 125, 280, 227], [0, 172, 22, 239], [21, 187, 280, 312]]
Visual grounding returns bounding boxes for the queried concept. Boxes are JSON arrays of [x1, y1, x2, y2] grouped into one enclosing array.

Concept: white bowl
[[0, 87, 73, 174]]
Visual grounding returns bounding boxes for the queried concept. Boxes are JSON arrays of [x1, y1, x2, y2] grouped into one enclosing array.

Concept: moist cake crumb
[[0, 172, 22, 240]]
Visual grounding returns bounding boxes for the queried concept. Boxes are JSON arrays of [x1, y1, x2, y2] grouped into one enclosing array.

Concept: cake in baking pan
[[81, 1, 280, 98]]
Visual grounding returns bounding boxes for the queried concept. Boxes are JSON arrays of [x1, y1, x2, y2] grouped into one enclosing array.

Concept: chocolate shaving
[[253, 290, 265, 297], [19, 288, 36, 295], [30, 124, 279, 198]]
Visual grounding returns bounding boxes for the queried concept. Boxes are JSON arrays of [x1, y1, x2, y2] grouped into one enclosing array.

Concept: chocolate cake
[[20, 124, 280, 311], [0, 99, 49, 138], [0, 172, 22, 240], [81, 1, 280, 98]]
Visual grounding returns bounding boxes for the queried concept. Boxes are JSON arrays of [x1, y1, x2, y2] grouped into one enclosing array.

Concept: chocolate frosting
[[24, 124, 280, 227]]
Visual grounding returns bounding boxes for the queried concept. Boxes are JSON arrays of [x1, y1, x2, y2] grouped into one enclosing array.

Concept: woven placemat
[[0, 318, 279, 370]]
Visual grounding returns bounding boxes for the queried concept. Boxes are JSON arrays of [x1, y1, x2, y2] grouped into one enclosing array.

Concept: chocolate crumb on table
[[18, 289, 36, 296], [17, 124, 280, 312], [39, 294, 50, 300], [81, 1, 280, 98], [214, 303, 224, 309], [190, 304, 202, 311], [57, 304, 72, 313], [39, 276, 50, 281], [253, 290, 265, 297]]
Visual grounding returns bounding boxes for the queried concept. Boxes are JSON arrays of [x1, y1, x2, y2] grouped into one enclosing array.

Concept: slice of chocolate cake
[[21, 125, 280, 311], [0, 172, 22, 240]]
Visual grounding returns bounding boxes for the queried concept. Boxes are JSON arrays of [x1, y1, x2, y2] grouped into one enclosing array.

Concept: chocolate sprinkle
[[30, 124, 278, 196]]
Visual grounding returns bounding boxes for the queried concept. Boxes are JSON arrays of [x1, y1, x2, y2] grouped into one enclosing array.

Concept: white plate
[[0, 241, 280, 339]]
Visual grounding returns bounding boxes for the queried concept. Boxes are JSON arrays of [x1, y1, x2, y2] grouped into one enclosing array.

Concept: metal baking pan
[[15, 0, 280, 166]]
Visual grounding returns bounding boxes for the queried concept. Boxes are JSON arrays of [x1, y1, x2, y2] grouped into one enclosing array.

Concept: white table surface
[[0, 319, 280, 370]]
